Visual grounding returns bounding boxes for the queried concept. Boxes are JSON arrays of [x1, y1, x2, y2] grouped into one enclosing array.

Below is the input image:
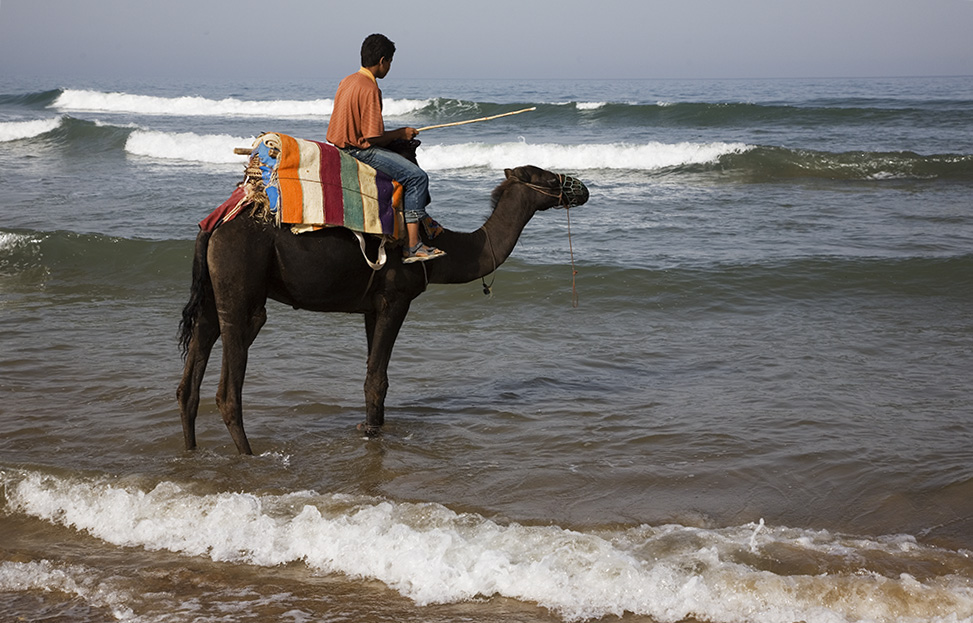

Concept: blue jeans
[[341, 146, 431, 224]]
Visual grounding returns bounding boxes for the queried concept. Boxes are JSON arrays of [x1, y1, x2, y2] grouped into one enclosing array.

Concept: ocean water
[[1, 74, 972, 623]]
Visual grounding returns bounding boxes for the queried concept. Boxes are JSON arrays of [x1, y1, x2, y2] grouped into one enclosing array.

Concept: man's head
[[361, 34, 396, 68]]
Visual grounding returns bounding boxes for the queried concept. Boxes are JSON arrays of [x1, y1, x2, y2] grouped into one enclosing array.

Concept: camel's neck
[[424, 184, 536, 285]]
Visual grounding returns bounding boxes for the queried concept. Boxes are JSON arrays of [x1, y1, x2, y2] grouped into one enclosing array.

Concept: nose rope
[[521, 181, 564, 204]]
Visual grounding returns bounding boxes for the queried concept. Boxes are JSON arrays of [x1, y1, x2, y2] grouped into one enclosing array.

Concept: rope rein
[[481, 227, 498, 296], [520, 174, 580, 306]]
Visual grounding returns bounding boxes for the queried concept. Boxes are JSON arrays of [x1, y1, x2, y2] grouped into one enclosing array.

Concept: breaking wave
[[50, 88, 428, 119], [3, 88, 972, 180], [0, 116, 64, 142], [5, 469, 973, 623], [419, 140, 752, 171]]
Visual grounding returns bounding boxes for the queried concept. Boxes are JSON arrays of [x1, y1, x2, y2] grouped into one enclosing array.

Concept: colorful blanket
[[199, 132, 405, 239]]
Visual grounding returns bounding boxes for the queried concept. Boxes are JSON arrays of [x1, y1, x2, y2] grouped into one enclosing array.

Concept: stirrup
[[353, 231, 387, 271]]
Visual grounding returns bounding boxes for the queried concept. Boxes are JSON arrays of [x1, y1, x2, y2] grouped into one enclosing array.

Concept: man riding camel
[[326, 33, 445, 263]]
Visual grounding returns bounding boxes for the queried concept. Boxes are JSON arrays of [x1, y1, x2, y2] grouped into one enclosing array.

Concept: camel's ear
[[504, 167, 528, 182]]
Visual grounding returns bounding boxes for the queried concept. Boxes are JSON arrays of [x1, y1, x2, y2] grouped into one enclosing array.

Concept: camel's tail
[[178, 230, 212, 359]]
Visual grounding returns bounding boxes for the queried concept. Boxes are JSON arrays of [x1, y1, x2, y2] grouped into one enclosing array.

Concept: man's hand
[[398, 127, 420, 140], [367, 126, 419, 147]]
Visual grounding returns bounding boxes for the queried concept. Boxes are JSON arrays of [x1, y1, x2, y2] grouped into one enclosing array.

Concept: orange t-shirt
[[326, 68, 384, 149]]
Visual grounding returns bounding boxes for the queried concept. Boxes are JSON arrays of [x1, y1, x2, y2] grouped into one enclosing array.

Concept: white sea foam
[[0, 231, 42, 252], [116, 127, 751, 172], [382, 97, 433, 117], [6, 470, 973, 623], [125, 130, 254, 164], [0, 116, 62, 142], [1, 231, 25, 250], [51, 89, 429, 119], [0, 560, 136, 620], [576, 102, 607, 111], [419, 140, 753, 171], [53, 89, 332, 117]]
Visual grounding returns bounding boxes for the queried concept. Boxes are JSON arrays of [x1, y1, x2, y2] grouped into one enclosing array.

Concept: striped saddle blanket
[[235, 132, 405, 238]]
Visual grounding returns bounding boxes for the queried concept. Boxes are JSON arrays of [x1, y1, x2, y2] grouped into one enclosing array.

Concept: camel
[[177, 165, 589, 454]]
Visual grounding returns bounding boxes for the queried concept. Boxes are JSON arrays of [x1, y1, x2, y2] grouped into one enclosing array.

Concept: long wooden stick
[[232, 106, 537, 154], [417, 107, 536, 132]]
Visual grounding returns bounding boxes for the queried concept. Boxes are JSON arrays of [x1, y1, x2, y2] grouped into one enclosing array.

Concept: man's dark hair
[[361, 34, 395, 67]]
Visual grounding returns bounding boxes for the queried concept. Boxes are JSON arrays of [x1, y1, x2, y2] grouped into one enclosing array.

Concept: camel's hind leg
[[215, 305, 267, 454], [177, 301, 220, 451]]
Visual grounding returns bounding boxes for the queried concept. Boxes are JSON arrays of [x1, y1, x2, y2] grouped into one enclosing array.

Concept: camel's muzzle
[[559, 175, 589, 208]]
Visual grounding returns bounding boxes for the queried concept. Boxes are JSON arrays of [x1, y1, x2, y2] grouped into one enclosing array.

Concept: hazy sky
[[1, 0, 971, 82]]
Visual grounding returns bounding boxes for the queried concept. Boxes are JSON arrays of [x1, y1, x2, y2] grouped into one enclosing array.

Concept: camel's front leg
[[362, 301, 411, 435]]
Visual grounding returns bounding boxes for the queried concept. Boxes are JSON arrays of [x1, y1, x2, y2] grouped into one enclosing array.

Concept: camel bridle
[[521, 173, 587, 209]]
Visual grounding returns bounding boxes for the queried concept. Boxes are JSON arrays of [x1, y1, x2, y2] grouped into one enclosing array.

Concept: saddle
[[243, 132, 406, 239], [200, 134, 434, 270]]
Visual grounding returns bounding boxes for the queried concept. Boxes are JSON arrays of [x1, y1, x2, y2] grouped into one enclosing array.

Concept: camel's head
[[503, 166, 589, 210]]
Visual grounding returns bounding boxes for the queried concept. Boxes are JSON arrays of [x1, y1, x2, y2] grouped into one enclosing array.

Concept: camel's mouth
[[560, 175, 589, 208]]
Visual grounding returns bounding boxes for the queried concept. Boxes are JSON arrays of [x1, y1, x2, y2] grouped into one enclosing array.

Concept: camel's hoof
[[357, 422, 382, 437]]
